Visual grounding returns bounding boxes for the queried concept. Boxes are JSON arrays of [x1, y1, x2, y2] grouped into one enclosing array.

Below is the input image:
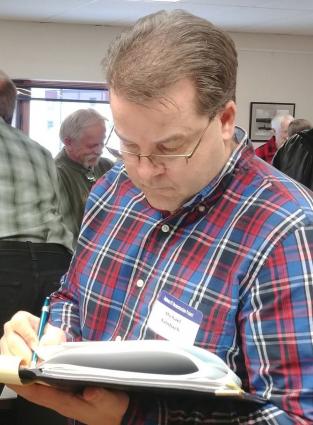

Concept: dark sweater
[[55, 148, 113, 246]]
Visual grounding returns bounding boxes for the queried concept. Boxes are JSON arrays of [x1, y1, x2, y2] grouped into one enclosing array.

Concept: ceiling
[[0, 0, 313, 36]]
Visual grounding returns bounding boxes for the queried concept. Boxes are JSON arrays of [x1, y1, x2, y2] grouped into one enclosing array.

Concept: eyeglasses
[[105, 120, 211, 166]]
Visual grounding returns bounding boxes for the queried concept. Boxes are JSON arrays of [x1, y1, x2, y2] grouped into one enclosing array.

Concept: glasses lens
[[105, 125, 207, 165]]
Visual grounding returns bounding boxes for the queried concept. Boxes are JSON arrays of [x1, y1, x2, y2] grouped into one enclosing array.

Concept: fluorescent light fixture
[[127, 0, 181, 2]]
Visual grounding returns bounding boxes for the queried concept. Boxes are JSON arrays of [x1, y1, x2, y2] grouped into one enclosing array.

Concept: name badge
[[147, 291, 203, 345]]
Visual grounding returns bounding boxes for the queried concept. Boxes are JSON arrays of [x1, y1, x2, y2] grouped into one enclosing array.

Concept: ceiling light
[[127, 0, 181, 2]]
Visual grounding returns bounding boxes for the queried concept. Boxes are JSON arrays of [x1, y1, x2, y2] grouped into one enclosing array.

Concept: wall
[[233, 32, 313, 134], [0, 20, 124, 81], [1, 20, 313, 133]]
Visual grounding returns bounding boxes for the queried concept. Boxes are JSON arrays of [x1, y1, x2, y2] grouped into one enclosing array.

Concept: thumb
[[33, 324, 66, 360], [82, 387, 104, 402], [39, 324, 66, 346]]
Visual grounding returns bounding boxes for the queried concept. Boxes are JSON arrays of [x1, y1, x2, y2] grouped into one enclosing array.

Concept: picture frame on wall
[[249, 102, 296, 142]]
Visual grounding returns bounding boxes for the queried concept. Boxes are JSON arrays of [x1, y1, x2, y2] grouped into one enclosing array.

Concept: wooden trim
[[15, 98, 30, 133]]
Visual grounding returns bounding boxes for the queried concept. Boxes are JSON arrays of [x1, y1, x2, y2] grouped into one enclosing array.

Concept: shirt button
[[161, 224, 170, 233], [136, 279, 144, 288], [115, 335, 122, 341], [198, 205, 205, 212]]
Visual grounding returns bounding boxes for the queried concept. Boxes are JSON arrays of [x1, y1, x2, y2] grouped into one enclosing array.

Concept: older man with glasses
[[2, 9, 313, 425]]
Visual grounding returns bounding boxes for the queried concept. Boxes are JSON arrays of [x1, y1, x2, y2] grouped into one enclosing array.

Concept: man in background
[[0, 70, 72, 425], [55, 108, 114, 246], [255, 113, 294, 163], [287, 117, 312, 138], [273, 126, 313, 190]]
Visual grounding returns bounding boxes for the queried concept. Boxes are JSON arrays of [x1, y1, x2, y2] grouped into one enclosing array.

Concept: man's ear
[[63, 137, 73, 149], [219, 100, 236, 140]]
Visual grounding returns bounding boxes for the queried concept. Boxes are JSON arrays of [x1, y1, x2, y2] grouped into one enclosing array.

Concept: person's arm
[[7, 384, 129, 425], [46, 171, 115, 340], [238, 225, 313, 424], [44, 219, 313, 422], [2, 234, 311, 424], [55, 167, 80, 241], [48, 267, 82, 341]]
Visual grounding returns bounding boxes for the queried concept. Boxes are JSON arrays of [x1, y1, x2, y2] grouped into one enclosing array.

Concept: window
[[13, 80, 114, 158]]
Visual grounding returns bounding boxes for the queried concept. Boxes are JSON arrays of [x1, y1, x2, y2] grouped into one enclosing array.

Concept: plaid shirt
[[51, 128, 313, 424], [0, 118, 73, 250]]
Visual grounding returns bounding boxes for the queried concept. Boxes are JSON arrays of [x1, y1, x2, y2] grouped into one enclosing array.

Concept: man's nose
[[136, 156, 164, 178], [94, 144, 104, 155]]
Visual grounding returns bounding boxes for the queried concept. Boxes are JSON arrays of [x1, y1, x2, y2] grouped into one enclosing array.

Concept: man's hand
[[0, 310, 66, 365], [9, 383, 129, 425], [1, 311, 130, 424]]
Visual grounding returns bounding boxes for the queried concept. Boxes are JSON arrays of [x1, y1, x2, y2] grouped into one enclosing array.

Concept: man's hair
[[271, 113, 294, 133], [288, 118, 312, 137], [59, 108, 107, 143], [103, 9, 238, 119], [0, 70, 17, 124]]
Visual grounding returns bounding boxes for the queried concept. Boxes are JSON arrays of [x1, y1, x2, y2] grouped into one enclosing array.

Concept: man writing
[[1, 10, 313, 425]]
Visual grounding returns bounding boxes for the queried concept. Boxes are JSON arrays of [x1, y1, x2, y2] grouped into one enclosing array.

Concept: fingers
[[0, 311, 66, 366], [35, 325, 67, 362], [9, 384, 130, 425], [9, 383, 74, 412], [38, 323, 67, 347], [79, 387, 130, 425], [82, 386, 129, 407], [0, 311, 40, 365]]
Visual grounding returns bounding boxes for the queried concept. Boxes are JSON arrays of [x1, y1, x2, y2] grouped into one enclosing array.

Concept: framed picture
[[249, 102, 295, 142]]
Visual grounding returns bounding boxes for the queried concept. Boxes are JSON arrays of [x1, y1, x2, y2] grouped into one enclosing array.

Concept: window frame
[[13, 79, 110, 135]]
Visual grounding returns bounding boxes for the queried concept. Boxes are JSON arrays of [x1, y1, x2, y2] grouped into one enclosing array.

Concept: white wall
[[1, 20, 313, 133], [233, 32, 313, 132], [0, 20, 124, 81]]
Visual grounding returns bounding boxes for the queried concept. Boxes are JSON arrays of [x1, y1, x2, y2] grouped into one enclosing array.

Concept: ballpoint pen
[[30, 296, 50, 368]]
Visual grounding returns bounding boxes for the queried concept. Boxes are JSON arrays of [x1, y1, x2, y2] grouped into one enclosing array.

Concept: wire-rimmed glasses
[[105, 121, 211, 166]]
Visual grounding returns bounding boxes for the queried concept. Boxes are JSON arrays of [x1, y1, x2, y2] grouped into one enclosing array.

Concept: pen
[[30, 296, 50, 368]]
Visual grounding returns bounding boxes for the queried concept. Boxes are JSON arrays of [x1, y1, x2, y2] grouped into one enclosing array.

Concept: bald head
[[287, 118, 312, 138], [0, 70, 17, 125]]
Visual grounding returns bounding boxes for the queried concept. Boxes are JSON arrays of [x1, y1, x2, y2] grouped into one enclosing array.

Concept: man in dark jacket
[[273, 128, 313, 190]]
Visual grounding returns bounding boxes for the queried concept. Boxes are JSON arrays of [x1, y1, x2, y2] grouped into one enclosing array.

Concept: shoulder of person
[[3, 123, 53, 160], [98, 157, 114, 172]]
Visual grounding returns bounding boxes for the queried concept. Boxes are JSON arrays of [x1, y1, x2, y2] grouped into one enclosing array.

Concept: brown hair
[[0, 70, 17, 124], [103, 9, 238, 119]]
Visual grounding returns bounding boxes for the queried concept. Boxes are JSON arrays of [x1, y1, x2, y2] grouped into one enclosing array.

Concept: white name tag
[[147, 291, 203, 345]]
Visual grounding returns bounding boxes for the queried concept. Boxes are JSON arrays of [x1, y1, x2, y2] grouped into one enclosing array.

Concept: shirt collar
[[182, 126, 249, 209]]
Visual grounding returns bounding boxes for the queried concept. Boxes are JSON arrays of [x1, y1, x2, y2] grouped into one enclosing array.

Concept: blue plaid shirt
[[51, 129, 313, 424]]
